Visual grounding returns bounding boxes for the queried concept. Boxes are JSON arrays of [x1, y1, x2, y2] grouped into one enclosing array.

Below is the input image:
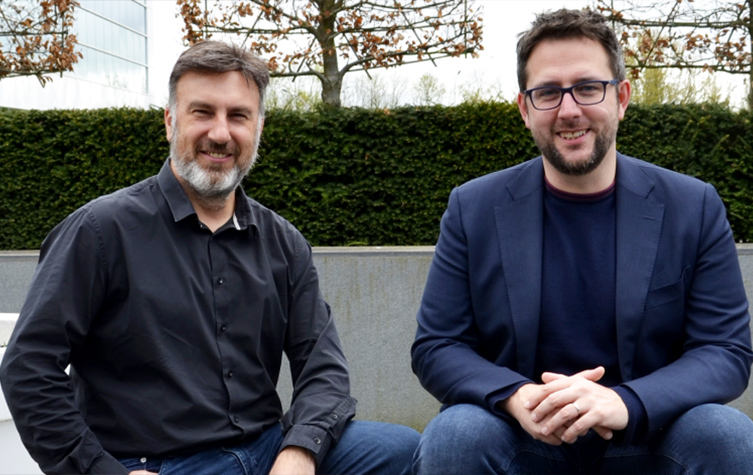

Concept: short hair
[[516, 8, 626, 91], [168, 40, 270, 118]]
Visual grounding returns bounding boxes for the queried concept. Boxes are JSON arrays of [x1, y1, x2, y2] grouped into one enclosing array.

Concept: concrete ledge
[[0, 348, 9, 422], [0, 315, 17, 347], [2, 245, 753, 430]]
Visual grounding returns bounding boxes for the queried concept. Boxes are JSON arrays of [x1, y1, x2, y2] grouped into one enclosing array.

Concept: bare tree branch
[[597, 0, 753, 107], [0, 0, 81, 85], [176, 0, 483, 106]]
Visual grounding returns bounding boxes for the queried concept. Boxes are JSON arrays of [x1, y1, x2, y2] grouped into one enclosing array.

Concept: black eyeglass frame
[[524, 79, 621, 111]]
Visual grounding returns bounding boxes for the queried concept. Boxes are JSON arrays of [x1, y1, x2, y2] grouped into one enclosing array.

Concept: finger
[[593, 426, 613, 440], [540, 403, 581, 437], [530, 428, 565, 446], [540, 371, 568, 383], [554, 422, 589, 441], [579, 366, 606, 383], [543, 366, 606, 384], [540, 435, 565, 446], [517, 419, 564, 447], [526, 378, 574, 410], [538, 367, 605, 401], [560, 412, 609, 444], [524, 387, 556, 411], [531, 384, 580, 422]]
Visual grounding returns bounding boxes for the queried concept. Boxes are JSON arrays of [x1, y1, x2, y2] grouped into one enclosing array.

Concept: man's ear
[[618, 79, 631, 121], [516, 92, 532, 130], [164, 107, 173, 142]]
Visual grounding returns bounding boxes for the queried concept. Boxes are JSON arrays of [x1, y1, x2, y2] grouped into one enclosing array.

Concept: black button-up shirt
[[0, 160, 355, 474]]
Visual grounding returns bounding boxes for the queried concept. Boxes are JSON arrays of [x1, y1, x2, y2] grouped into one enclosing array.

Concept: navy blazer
[[412, 153, 752, 442]]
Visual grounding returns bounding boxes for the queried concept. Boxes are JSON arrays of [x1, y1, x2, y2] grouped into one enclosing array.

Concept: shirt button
[[234, 416, 239, 423], [331, 414, 338, 420], [140, 457, 147, 463], [217, 277, 225, 285], [228, 370, 234, 378], [313, 437, 322, 445], [220, 325, 227, 332]]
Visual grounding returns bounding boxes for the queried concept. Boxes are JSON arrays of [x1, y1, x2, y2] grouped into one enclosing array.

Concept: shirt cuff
[[280, 423, 333, 467], [88, 454, 129, 474], [279, 396, 356, 466]]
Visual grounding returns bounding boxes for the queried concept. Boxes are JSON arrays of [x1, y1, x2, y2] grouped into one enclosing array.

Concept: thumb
[[541, 366, 605, 384], [577, 366, 605, 382], [541, 371, 567, 383]]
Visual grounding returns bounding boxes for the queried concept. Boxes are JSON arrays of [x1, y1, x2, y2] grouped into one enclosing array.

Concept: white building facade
[[0, 0, 174, 110]]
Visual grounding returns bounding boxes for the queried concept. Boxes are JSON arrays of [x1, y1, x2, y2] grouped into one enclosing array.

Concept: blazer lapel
[[614, 155, 665, 381], [495, 159, 544, 378]]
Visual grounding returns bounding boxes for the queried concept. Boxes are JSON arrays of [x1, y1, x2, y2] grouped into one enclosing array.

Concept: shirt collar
[[158, 159, 196, 223], [157, 159, 258, 233]]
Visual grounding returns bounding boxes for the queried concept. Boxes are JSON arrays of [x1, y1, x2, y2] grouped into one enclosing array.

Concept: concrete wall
[[2, 245, 753, 473]]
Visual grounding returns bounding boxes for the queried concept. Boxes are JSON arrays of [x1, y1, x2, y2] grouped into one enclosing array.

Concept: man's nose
[[208, 116, 231, 143], [557, 91, 581, 117]]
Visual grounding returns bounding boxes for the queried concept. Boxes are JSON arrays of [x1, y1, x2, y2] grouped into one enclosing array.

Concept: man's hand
[[269, 446, 316, 475], [526, 366, 628, 444], [502, 382, 565, 446]]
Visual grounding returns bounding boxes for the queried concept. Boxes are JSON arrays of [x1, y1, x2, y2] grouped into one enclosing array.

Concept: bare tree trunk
[[317, 0, 343, 107], [321, 70, 343, 107]]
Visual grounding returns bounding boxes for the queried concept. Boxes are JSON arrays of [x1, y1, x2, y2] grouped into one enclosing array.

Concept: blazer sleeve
[[623, 182, 752, 439], [411, 188, 531, 413]]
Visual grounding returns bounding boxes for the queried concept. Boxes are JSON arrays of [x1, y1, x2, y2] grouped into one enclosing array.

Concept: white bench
[[0, 316, 41, 474]]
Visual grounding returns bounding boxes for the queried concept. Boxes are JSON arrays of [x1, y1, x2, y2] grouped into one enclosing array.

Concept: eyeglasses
[[524, 79, 621, 111]]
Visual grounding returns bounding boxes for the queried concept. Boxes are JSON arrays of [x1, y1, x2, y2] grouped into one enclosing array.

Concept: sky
[[148, 0, 746, 108]]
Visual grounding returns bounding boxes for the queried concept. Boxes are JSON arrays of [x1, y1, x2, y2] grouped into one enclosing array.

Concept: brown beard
[[534, 115, 619, 177]]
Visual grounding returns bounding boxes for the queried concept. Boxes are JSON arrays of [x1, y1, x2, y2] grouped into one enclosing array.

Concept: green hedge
[[0, 103, 751, 250]]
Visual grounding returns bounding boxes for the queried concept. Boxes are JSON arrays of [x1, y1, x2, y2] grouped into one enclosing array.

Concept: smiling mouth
[[559, 130, 587, 140], [205, 151, 232, 159]]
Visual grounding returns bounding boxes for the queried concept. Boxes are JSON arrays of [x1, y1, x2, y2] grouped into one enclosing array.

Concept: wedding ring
[[572, 402, 581, 415]]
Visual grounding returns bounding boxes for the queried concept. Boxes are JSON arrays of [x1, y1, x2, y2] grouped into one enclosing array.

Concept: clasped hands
[[502, 366, 628, 446]]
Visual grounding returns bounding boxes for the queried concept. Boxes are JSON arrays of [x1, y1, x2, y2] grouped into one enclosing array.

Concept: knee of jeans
[[670, 404, 753, 448], [656, 404, 753, 473], [419, 404, 511, 453], [414, 404, 520, 475]]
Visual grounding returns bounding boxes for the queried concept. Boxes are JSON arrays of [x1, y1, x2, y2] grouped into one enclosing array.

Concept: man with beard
[[411, 8, 753, 475], [0, 41, 419, 475]]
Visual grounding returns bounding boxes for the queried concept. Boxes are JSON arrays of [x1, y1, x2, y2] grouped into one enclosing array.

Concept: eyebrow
[[187, 101, 255, 116], [187, 100, 213, 110], [533, 76, 602, 88]]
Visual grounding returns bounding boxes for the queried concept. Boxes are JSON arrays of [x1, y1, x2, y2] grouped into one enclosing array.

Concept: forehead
[[175, 70, 259, 107], [525, 36, 612, 88]]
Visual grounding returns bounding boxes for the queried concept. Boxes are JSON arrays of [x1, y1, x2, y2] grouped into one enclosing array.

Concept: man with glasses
[[411, 8, 753, 474]]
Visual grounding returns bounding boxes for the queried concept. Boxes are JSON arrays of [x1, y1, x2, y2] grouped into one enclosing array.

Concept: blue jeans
[[412, 403, 753, 474], [119, 420, 419, 475]]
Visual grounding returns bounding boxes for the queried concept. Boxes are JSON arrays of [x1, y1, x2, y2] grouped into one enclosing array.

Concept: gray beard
[[170, 141, 248, 199], [169, 120, 261, 203]]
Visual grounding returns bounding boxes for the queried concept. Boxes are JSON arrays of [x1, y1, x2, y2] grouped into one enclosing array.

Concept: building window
[[72, 0, 148, 93]]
